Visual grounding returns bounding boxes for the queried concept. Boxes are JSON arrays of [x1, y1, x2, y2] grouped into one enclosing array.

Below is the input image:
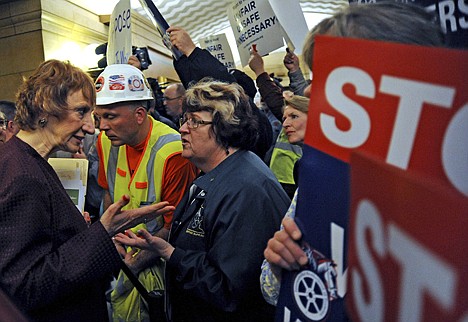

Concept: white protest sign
[[268, 0, 309, 54], [227, 0, 284, 66], [199, 33, 236, 69], [48, 158, 89, 213], [107, 0, 132, 65]]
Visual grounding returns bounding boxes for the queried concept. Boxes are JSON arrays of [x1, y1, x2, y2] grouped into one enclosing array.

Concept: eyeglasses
[[179, 113, 213, 129], [163, 96, 182, 101]]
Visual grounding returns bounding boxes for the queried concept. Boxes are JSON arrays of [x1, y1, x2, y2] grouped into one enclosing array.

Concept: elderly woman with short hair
[[0, 59, 172, 321]]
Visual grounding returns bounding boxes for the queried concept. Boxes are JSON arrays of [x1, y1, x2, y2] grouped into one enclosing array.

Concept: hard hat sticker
[[128, 75, 144, 92], [109, 74, 125, 91]]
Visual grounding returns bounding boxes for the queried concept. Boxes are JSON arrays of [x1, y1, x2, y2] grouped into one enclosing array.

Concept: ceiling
[[1, 0, 349, 79], [69, 0, 349, 77], [67, 0, 348, 43], [133, 0, 348, 44]]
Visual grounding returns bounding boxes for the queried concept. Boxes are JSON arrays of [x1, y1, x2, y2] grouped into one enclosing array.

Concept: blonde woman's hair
[[284, 95, 310, 114]]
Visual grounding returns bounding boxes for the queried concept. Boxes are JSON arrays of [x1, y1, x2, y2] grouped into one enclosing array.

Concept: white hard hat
[[95, 64, 153, 105]]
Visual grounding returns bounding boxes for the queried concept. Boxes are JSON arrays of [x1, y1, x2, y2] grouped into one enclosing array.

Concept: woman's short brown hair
[[15, 59, 95, 130]]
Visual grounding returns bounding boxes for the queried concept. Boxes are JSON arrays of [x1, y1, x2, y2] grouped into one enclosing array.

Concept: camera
[[147, 78, 164, 110], [132, 46, 152, 70]]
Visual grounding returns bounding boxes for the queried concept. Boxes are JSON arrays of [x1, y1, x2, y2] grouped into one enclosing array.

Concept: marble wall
[[0, 0, 178, 101]]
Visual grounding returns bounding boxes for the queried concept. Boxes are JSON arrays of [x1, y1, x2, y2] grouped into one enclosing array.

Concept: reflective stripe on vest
[[100, 116, 182, 210], [270, 130, 302, 184], [107, 146, 119, 200], [144, 132, 181, 200], [273, 140, 303, 155], [106, 132, 181, 202]]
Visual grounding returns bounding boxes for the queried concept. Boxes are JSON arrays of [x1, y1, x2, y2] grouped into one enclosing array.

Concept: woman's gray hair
[[183, 79, 258, 151], [302, 2, 444, 71]]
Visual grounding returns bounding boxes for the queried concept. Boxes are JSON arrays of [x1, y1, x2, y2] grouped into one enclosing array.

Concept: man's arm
[[284, 50, 308, 96], [160, 152, 197, 230], [168, 26, 236, 88], [249, 48, 285, 121]]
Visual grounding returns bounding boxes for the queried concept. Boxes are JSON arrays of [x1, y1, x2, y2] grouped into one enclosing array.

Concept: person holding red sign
[[261, 1, 445, 315], [260, 95, 310, 305]]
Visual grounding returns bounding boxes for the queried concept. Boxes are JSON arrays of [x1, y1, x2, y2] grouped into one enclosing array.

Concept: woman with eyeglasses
[[115, 79, 291, 322]]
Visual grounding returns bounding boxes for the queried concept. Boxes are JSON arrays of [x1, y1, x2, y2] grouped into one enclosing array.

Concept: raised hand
[[167, 26, 196, 57], [283, 48, 300, 73], [248, 45, 266, 77]]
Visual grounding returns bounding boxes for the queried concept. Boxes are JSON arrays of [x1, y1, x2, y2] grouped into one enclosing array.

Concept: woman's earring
[[39, 118, 47, 127]]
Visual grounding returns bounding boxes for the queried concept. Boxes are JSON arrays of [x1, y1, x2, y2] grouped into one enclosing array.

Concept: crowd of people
[[0, 2, 449, 322]]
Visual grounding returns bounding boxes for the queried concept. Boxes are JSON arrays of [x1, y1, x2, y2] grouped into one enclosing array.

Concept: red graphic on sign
[[305, 36, 467, 195], [347, 152, 467, 322]]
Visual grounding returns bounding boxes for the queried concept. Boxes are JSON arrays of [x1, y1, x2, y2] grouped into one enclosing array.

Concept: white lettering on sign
[[323, 67, 374, 149], [320, 66, 465, 195], [438, 0, 468, 33], [388, 224, 456, 322], [331, 223, 348, 297], [352, 200, 385, 322], [351, 199, 458, 322], [441, 103, 468, 195], [460, 0, 468, 27], [379, 76, 455, 169], [282, 306, 303, 322]]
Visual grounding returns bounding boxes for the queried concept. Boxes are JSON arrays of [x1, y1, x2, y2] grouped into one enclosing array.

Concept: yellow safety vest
[[99, 116, 182, 322], [100, 116, 182, 210], [269, 130, 302, 185]]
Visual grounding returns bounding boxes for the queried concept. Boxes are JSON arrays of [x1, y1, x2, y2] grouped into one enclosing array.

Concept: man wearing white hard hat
[[94, 64, 197, 321]]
